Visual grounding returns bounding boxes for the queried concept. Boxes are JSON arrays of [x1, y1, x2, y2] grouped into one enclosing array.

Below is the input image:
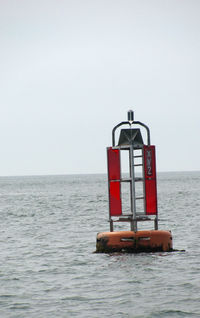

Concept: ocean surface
[[0, 171, 200, 318]]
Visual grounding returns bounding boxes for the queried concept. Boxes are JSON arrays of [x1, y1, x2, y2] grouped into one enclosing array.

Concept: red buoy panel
[[107, 147, 121, 180], [109, 181, 122, 216], [107, 147, 122, 216], [143, 145, 158, 215]]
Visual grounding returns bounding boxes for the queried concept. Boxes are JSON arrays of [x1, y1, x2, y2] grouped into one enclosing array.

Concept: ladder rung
[[135, 177, 143, 182], [136, 217, 152, 221], [134, 164, 143, 167], [121, 178, 131, 182], [115, 218, 132, 222], [134, 155, 143, 158], [135, 197, 144, 200], [112, 178, 144, 182]]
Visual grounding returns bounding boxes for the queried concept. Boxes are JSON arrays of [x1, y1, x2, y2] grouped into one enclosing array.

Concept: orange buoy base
[[96, 230, 173, 253]]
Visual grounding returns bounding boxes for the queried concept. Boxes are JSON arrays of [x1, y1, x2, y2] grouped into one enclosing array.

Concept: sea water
[[0, 172, 200, 318]]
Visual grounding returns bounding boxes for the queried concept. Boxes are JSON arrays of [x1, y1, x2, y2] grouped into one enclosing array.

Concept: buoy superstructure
[[96, 110, 173, 253]]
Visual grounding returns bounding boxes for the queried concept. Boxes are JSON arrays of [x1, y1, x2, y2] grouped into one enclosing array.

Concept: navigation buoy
[[96, 110, 173, 253]]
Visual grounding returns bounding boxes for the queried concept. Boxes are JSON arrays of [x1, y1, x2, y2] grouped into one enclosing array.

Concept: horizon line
[[0, 170, 199, 178]]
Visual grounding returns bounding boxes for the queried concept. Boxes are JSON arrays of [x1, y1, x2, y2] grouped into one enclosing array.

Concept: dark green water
[[0, 172, 199, 317]]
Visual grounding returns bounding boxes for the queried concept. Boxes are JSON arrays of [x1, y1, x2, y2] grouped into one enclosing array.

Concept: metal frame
[[112, 120, 151, 147], [108, 111, 158, 232]]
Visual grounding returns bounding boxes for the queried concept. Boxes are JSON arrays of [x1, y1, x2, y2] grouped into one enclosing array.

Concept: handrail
[[112, 120, 151, 146], [112, 121, 129, 146]]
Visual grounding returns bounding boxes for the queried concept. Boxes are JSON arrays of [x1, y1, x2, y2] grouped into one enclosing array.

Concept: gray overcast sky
[[0, 0, 199, 176]]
